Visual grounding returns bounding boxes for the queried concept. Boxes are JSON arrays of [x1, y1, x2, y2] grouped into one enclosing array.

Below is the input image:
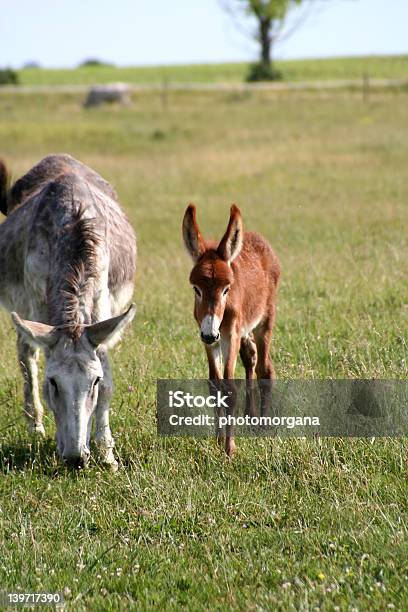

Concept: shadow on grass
[[0, 437, 127, 476], [0, 437, 62, 475]]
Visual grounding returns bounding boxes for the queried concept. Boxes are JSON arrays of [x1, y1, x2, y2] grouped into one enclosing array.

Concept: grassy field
[[14, 54, 408, 86], [0, 86, 407, 609]]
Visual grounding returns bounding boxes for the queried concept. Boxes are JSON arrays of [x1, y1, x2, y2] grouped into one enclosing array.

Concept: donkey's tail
[[0, 159, 11, 216]]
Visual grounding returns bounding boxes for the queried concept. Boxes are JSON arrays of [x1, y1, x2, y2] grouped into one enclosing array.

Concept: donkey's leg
[[254, 314, 276, 417], [17, 335, 45, 436], [222, 332, 241, 458], [94, 348, 118, 470], [240, 333, 258, 418]]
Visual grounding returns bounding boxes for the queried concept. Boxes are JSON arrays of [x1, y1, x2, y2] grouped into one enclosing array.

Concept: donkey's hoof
[[29, 423, 46, 437], [106, 459, 119, 473], [98, 455, 119, 472], [95, 443, 119, 471]]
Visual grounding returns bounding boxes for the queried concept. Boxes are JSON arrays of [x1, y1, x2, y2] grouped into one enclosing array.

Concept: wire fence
[[0, 77, 407, 96]]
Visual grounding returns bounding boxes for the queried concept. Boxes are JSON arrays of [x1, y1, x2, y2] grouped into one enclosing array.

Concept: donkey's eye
[[49, 378, 58, 394], [193, 286, 202, 298], [223, 286, 230, 296], [93, 377, 101, 388]]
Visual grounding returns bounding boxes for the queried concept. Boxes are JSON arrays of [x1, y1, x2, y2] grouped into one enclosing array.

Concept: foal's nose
[[201, 331, 220, 345]]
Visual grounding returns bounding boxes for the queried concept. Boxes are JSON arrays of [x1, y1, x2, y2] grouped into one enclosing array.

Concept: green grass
[[0, 86, 407, 609], [14, 54, 408, 86]]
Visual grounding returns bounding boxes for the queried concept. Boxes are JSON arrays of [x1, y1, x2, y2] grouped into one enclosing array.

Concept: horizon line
[[18, 52, 408, 71]]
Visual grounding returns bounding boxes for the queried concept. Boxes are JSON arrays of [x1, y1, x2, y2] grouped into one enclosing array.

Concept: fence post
[[363, 72, 370, 103], [161, 78, 169, 111]]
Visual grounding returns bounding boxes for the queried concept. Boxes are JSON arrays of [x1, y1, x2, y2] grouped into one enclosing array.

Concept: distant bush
[[151, 129, 166, 141], [79, 59, 114, 68], [23, 61, 41, 69], [0, 68, 19, 85], [246, 62, 281, 82]]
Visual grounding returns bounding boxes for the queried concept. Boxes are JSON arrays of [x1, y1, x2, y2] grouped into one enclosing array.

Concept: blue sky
[[1, 0, 407, 68]]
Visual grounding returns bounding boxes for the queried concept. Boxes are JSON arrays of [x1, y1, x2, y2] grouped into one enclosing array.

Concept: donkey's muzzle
[[63, 449, 90, 469], [201, 331, 220, 345]]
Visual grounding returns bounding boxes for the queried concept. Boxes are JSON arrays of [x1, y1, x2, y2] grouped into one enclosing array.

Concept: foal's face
[[190, 253, 233, 345], [182, 203, 243, 346]]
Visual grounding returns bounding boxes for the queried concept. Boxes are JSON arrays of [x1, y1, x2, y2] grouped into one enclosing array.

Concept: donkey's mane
[[52, 204, 101, 340]]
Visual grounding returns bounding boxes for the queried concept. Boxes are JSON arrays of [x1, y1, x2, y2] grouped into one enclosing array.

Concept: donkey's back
[[0, 154, 136, 322], [2, 153, 117, 215]]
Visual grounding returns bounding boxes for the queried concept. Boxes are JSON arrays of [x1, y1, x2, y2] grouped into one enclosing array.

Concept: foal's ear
[[217, 204, 243, 264], [11, 312, 57, 349], [86, 303, 136, 349], [182, 204, 206, 262]]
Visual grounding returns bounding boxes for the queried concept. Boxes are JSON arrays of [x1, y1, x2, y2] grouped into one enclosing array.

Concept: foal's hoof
[[225, 440, 236, 458], [216, 435, 225, 447]]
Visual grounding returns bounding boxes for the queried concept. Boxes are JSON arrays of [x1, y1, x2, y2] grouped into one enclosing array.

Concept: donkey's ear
[[86, 303, 136, 349], [11, 312, 57, 349], [217, 204, 243, 264], [182, 204, 206, 262], [0, 159, 10, 216]]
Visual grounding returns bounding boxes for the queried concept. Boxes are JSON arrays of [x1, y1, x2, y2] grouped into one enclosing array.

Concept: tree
[[222, 0, 306, 81], [0, 68, 19, 85]]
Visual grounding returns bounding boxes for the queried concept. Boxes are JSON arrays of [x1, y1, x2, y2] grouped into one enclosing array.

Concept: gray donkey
[[0, 154, 136, 469]]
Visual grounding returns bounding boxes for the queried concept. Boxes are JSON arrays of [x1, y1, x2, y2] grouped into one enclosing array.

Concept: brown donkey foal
[[182, 204, 280, 456]]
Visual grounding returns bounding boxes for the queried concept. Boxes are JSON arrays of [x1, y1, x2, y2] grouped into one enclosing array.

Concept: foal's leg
[[206, 343, 223, 381], [205, 343, 223, 445], [94, 348, 118, 470], [17, 334, 45, 436], [222, 332, 241, 458], [240, 333, 258, 418], [254, 313, 276, 417]]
